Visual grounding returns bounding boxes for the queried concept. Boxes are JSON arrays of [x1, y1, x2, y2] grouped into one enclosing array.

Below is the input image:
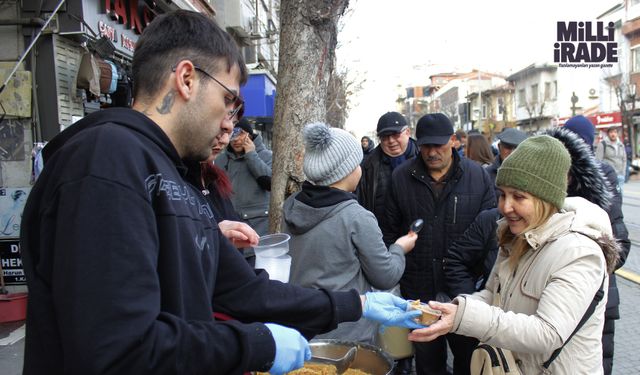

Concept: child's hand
[[395, 232, 417, 254]]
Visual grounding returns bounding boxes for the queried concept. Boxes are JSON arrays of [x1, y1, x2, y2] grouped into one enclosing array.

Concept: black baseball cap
[[234, 118, 253, 135], [377, 112, 408, 136], [416, 113, 454, 145]]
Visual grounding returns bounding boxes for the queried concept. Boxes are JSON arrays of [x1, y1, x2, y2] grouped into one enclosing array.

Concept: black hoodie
[[20, 108, 361, 375]]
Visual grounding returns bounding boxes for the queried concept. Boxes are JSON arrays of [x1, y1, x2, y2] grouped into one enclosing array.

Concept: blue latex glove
[[362, 292, 425, 329], [265, 323, 311, 375]]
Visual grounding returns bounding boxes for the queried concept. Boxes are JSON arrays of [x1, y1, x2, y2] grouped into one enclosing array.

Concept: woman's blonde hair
[[498, 195, 558, 270]]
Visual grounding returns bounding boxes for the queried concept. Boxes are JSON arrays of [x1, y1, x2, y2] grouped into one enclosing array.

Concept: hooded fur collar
[[543, 127, 612, 210]]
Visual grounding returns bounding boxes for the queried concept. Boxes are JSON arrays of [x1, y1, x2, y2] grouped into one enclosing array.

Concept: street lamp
[[571, 92, 579, 117]]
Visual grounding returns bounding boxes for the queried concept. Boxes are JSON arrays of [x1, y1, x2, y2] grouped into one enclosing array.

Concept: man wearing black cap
[[357, 111, 419, 228], [382, 113, 496, 375], [485, 128, 528, 185]]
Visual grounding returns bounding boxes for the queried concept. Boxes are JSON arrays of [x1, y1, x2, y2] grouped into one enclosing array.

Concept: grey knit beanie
[[496, 135, 571, 209], [303, 122, 363, 186]]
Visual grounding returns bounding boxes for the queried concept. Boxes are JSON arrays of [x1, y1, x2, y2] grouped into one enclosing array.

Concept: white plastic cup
[[254, 233, 291, 282]]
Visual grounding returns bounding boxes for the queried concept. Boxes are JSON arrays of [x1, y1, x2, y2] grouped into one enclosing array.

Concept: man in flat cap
[[485, 128, 528, 187], [382, 113, 496, 375]]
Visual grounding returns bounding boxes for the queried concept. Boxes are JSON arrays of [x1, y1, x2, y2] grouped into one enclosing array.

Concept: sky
[[337, 0, 621, 137]]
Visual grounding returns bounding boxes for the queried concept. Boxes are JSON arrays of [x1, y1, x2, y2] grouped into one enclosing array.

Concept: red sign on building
[[558, 111, 622, 129]]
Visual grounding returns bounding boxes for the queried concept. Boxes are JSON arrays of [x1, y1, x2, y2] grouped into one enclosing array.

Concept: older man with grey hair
[[357, 112, 419, 227]]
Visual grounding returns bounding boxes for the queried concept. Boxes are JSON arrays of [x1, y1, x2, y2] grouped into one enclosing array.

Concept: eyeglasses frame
[[171, 63, 244, 120]]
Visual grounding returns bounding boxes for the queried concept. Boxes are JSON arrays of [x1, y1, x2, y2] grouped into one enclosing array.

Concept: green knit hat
[[496, 135, 571, 209]]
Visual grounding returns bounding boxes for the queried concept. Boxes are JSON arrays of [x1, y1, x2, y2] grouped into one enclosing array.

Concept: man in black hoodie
[[20, 10, 422, 375]]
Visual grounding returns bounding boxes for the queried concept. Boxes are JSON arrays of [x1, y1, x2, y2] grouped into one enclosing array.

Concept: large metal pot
[[309, 339, 394, 375]]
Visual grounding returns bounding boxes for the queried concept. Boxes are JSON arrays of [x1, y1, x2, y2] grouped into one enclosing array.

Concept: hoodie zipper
[[453, 196, 458, 224]]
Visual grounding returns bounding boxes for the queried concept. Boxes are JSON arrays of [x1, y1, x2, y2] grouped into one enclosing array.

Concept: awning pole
[[0, 0, 67, 95]]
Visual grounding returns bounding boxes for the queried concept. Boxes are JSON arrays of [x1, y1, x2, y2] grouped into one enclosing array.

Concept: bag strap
[[542, 275, 606, 369]]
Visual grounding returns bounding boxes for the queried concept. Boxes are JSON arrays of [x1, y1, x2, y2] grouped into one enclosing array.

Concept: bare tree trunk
[[269, 0, 349, 233]]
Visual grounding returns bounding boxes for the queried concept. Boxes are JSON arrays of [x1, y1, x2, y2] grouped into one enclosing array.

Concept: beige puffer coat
[[452, 197, 620, 374]]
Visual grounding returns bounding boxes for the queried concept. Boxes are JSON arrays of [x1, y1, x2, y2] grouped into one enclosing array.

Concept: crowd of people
[[18, 9, 632, 375]]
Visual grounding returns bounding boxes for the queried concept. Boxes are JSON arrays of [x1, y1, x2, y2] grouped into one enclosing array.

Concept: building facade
[[0, 0, 283, 292]]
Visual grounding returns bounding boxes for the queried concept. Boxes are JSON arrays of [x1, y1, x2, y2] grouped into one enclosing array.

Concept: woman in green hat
[[408, 135, 620, 374]]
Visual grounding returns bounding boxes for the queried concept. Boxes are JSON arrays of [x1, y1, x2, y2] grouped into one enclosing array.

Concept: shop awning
[[557, 111, 622, 129]]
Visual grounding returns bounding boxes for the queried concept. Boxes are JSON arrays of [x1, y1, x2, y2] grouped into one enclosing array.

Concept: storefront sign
[[82, 0, 160, 56], [103, 0, 155, 35], [98, 20, 118, 43], [121, 34, 136, 52], [0, 240, 25, 284], [557, 111, 622, 129], [0, 188, 30, 238]]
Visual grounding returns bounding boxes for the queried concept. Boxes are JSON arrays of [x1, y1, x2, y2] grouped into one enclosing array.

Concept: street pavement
[[2, 180, 640, 375], [612, 177, 640, 375]]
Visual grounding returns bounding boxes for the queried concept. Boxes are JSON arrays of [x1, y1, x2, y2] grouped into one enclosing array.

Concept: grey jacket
[[216, 134, 272, 237], [453, 197, 620, 375], [282, 187, 406, 343], [596, 137, 627, 176]]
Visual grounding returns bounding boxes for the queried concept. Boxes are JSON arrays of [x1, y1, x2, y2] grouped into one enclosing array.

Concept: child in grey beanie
[[302, 122, 363, 187], [282, 122, 418, 344]]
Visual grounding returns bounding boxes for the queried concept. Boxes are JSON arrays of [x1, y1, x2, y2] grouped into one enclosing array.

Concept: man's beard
[[177, 104, 218, 162]]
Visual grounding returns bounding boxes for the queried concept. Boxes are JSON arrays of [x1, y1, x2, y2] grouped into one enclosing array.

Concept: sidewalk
[[0, 321, 24, 375], [611, 275, 640, 375]]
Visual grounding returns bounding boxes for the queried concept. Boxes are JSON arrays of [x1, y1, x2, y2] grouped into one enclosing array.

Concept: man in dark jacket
[[357, 111, 419, 227], [20, 11, 422, 375], [444, 208, 500, 298], [550, 116, 631, 375], [383, 113, 496, 375]]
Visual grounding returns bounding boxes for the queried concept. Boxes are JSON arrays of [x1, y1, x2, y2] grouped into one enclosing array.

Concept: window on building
[[531, 84, 539, 103], [518, 89, 525, 107], [544, 82, 551, 100], [406, 87, 414, 98], [632, 47, 640, 72], [498, 97, 505, 115], [482, 104, 487, 119]]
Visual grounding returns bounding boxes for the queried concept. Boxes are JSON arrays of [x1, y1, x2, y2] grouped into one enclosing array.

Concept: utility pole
[[626, 84, 637, 159]]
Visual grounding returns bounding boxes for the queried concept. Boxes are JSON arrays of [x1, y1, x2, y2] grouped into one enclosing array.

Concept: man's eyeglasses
[[379, 127, 408, 142], [171, 64, 244, 120]]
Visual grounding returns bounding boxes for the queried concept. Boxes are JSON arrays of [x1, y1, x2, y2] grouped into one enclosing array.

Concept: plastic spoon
[[309, 346, 357, 374], [409, 219, 424, 234]]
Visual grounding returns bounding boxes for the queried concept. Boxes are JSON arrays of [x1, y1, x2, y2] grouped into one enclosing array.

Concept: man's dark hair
[[132, 10, 247, 100]]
